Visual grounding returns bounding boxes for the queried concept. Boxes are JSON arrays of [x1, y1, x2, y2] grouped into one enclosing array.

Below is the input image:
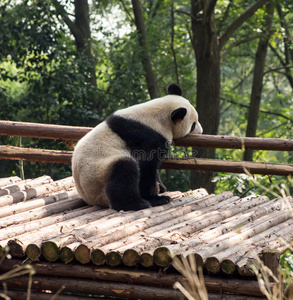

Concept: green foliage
[[0, 0, 103, 179], [160, 169, 192, 192], [280, 249, 293, 285], [214, 172, 292, 199], [0, 0, 292, 189]]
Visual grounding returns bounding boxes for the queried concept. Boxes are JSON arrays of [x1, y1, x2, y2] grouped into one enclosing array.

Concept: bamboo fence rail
[[1, 145, 293, 176], [0, 120, 292, 176], [1, 120, 293, 151]]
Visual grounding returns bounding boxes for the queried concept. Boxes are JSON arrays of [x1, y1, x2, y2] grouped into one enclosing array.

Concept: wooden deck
[[0, 175, 292, 299]]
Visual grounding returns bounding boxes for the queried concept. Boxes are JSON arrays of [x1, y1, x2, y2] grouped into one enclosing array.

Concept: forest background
[[0, 0, 292, 197]]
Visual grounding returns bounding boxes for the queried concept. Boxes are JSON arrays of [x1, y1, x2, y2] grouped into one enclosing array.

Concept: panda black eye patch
[[190, 122, 196, 132]]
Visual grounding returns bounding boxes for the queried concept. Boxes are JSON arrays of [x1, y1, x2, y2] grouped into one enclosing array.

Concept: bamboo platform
[[0, 175, 292, 299]]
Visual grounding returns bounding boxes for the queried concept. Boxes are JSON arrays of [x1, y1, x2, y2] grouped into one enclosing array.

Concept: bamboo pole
[[74, 244, 91, 264], [91, 249, 105, 266], [0, 176, 21, 188], [140, 252, 154, 268], [122, 249, 140, 266], [174, 133, 293, 151], [104, 194, 238, 254], [0, 145, 72, 164], [184, 196, 282, 247], [14, 206, 97, 262], [1, 274, 183, 300], [149, 195, 270, 265], [105, 251, 122, 267], [59, 246, 75, 264], [7, 240, 24, 257], [191, 210, 292, 270], [0, 176, 75, 207], [41, 241, 59, 262], [0, 192, 90, 229], [222, 217, 293, 276], [154, 247, 173, 267], [25, 244, 41, 262], [1, 120, 292, 151], [0, 120, 91, 141], [34, 191, 208, 264], [0, 188, 82, 219], [204, 256, 220, 274], [0, 207, 112, 254], [86, 193, 233, 250], [161, 157, 293, 176], [1, 145, 292, 175], [0, 258, 267, 297], [0, 199, 87, 240], [260, 249, 281, 281], [237, 257, 259, 277], [0, 290, 99, 300], [0, 175, 52, 196], [46, 190, 209, 250]]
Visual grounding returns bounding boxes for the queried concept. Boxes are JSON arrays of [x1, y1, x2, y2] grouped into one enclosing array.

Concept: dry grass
[[173, 255, 208, 300], [0, 248, 35, 300]]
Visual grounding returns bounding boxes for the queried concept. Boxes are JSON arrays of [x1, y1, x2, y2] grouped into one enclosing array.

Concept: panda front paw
[[111, 198, 151, 211], [147, 195, 171, 207]]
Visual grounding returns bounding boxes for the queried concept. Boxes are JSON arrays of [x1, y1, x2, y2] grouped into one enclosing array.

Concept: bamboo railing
[[0, 120, 292, 176]]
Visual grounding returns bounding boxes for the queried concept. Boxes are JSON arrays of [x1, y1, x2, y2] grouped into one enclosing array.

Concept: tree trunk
[[51, 0, 99, 111], [188, 0, 270, 185], [74, 0, 98, 110], [244, 2, 274, 161], [131, 0, 158, 99], [190, 0, 221, 192]]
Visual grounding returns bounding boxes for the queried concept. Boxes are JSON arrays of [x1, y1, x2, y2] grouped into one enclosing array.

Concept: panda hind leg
[[139, 166, 171, 207], [106, 158, 150, 211]]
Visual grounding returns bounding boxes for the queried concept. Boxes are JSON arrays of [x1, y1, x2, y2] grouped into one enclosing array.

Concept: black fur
[[171, 107, 187, 124], [106, 158, 151, 211], [167, 83, 182, 96], [106, 114, 171, 210]]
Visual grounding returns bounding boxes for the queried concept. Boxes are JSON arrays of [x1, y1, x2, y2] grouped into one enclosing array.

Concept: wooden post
[[260, 249, 280, 281]]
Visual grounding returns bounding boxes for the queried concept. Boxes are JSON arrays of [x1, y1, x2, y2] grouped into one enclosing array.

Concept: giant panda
[[72, 84, 202, 211]]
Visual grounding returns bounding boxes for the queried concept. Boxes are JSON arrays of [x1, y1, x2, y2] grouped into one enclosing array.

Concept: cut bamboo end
[[26, 244, 41, 262], [122, 249, 140, 267], [105, 251, 121, 267], [74, 244, 91, 264], [7, 240, 23, 258], [154, 247, 172, 267], [204, 257, 220, 274], [60, 246, 75, 264], [187, 253, 203, 268], [140, 253, 153, 268], [221, 259, 236, 275], [91, 249, 105, 266], [41, 241, 59, 262], [237, 257, 259, 277]]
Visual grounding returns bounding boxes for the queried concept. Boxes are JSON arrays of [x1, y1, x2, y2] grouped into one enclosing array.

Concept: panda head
[[167, 84, 203, 139]]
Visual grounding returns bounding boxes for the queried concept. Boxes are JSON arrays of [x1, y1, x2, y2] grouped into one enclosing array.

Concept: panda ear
[[167, 83, 182, 96], [171, 107, 187, 124]]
